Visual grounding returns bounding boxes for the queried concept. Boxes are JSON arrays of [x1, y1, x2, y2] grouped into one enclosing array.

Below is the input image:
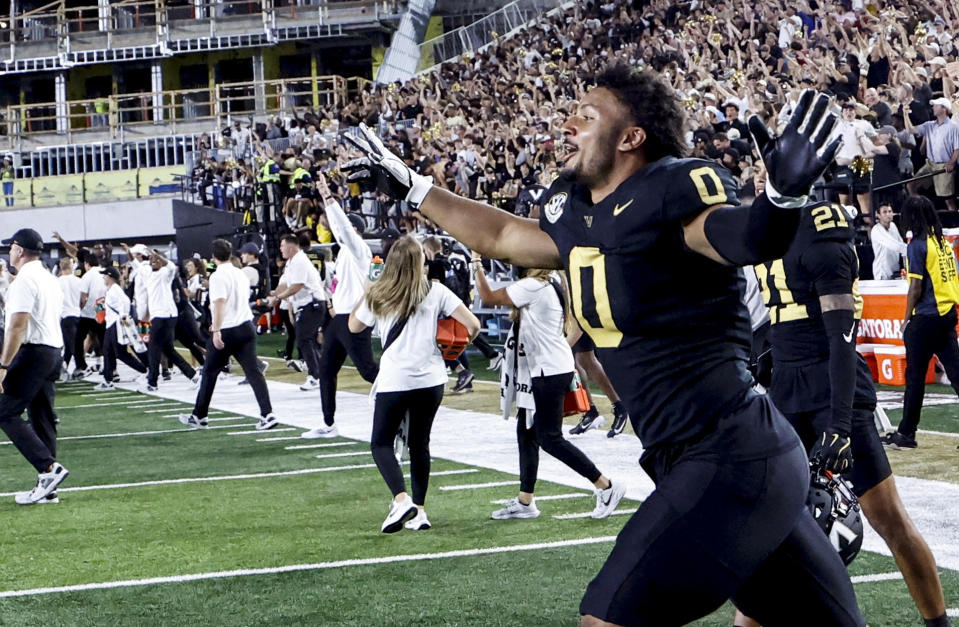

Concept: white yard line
[[314, 451, 371, 460], [143, 407, 191, 414], [0, 464, 394, 498], [849, 572, 903, 584], [0, 536, 617, 599], [553, 509, 638, 520], [59, 399, 172, 410], [917, 429, 959, 439], [0, 424, 244, 445], [255, 436, 303, 442], [406, 469, 478, 478], [439, 481, 517, 491], [285, 442, 357, 450], [492, 493, 591, 504], [227, 428, 297, 435]]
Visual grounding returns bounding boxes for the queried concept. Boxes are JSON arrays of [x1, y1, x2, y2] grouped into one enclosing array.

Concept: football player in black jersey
[[740, 175, 951, 627], [343, 65, 862, 626]]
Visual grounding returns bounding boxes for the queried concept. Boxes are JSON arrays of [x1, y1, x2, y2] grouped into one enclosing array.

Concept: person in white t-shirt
[[95, 266, 147, 391], [75, 254, 107, 376], [349, 236, 480, 533], [57, 257, 83, 377], [180, 240, 278, 432], [141, 248, 199, 392], [0, 228, 69, 505], [472, 259, 626, 521], [871, 203, 907, 280]]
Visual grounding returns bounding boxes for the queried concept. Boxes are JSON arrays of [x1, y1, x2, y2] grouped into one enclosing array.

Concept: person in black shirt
[[344, 65, 862, 626], [745, 191, 952, 627], [871, 125, 903, 210]]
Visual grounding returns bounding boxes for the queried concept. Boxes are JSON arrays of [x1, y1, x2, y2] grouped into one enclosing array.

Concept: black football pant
[[147, 316, 196, 387], [370, 384, 443, 506], [176, 308, 206, 365], [60, 316, 79, 370], [319, 314, 379, 426], [193, 321, 272, 419], [900, 308, 959, 438], [515, 372, 602, 493], [102, 324, 148, 382], [580, 394, 864, 626], [294, 301, 326, 379], [0, 344, 60, 473], [74, 317, 105, 369]]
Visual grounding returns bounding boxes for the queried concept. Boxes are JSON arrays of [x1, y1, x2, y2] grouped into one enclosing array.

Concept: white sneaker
[[488, 353, 504, 371], [591, 481, 626, 519], [178, 414, 207, 429], [15, 491, 59, 505], [190, 373, 201, 388], [381, 495, 417, 533], [299, 376, 319, 391], [404, 508, 431, 530], [93, 381, 115, 391], [16, 463, 69, 504], [491, 497, 540, 520], [301, 425, 338, 439], [256, 415, 279, 431], [138, 384, 158, 394]]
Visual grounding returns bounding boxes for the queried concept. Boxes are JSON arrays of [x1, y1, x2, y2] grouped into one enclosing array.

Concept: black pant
[[294, 301, 327, 379], [0, 344, 60, 472], [370, 384, 444, 505], [515, 372, 602, 493], [60, 316, 79, 370], [281, 308, 297, 360], [473, 334, 498, 359], [193, 321, 272, 418], [319, 314, 379, 425], [102, 324, 148, 382], [147, 316, 196, 386], [900, 307, 959, 437], [75, 317, 105, 369], [176, 308, 207, 365]]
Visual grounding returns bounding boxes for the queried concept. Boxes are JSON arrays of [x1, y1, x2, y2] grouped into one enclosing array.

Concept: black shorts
[[572, 332, 595, 353], [580, 395, 864, 626]]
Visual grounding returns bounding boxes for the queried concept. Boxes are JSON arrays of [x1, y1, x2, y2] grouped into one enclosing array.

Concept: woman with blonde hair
[[349, 236, 480, 533], [471, 252, 625, 520]]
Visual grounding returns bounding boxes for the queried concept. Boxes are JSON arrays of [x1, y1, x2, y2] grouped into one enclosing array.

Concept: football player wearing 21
[[344, 64, 861, 627]]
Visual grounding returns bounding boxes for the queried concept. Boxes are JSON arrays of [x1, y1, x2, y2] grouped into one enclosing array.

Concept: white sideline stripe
[[285, 442, 356, 450], [0, 536, 617, 598], [0, 424, 245, 445], [79, 393, 132, 398], [256, 436, 303, 442], [492, 492, 591, 504], [315, 451, 370, 459], [227, 428, 296, 435], [161, 413, 239, 420], [439, 481, 516, 491], [553, 508, 638, 520], [917, 429, 959, 439], [405, 469, 478, 478], [850, 572, 903, 584], [0, 463, 393, 498], [60, 399, 171, 409], [206, 416, 253, 423]]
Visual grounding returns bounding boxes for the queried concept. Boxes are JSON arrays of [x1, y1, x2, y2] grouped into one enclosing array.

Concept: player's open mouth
[[559, 142, 579, 165]]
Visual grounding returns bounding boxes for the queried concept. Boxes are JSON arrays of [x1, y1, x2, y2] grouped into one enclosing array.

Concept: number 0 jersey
[[540, 156, 772, 451]]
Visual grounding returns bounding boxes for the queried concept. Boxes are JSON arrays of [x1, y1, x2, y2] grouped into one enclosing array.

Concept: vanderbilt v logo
[[584, 216, 594, 228], [613, 199, 634, 216]]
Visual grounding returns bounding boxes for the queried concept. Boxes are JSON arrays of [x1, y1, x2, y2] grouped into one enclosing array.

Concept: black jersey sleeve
[[662, 160, 740, 222], [801, 241, 858, 297]]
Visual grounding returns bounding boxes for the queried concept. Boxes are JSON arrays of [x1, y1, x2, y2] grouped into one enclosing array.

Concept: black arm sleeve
[[702, 193, 801, 266], [822, 308, 856, 436]]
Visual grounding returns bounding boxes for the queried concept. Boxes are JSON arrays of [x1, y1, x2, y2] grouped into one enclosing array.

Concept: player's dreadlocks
[[594, 63, 687, 162], [902, 194, 944, 243]]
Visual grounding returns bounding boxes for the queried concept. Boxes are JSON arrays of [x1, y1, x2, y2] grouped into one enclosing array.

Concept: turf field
[[0, 335, 956, 626]]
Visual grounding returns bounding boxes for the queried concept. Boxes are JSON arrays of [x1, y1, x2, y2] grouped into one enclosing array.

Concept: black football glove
[[809, 431, 854, 475], [341, 123, 433, 206], [748, 90, 841, 208]]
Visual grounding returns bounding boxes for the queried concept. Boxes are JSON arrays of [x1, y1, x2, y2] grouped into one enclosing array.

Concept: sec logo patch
[[543, 193, 567, 224]]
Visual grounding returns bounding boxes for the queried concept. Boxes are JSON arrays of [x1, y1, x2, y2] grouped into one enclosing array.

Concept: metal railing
[[3, 74, 353, 149], [416, 0, 565, 73]]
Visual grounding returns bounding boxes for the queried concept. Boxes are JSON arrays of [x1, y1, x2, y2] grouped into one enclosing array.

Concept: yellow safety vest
[[259, 162, 280, 183]]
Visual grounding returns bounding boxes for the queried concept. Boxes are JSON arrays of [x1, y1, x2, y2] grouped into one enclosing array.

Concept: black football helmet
[[808, 469, 864, 566]]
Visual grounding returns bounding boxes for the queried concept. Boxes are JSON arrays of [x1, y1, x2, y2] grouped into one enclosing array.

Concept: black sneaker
[[881, 431, 918, 450], [162, 370, 172, 382], [607, 405, 629, 438], [570, 408, 605, 435], [451, 370, 475, 394]]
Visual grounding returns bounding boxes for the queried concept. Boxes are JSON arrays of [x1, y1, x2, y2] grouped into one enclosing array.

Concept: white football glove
[[342, 123, 433, 206]]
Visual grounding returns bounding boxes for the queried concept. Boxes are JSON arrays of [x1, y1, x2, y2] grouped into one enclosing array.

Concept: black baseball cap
[[2, 228, 43, 253], [102, 266, 120, 281], [239, 242, 260, 255]]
